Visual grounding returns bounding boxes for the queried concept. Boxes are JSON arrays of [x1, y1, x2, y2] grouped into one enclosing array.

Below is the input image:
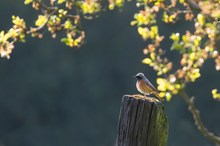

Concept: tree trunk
[[115, 95, 168, 146]]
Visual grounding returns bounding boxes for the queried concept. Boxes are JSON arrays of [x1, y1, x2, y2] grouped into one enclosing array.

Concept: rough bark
[[116, 95, 168, 146]]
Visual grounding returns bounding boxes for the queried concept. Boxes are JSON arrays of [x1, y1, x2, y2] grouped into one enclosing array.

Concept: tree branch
[[26, 8, 58, 35], [185, 0, 201, 12], [179, 89, 220, 145], [25, 1, 59, 35]]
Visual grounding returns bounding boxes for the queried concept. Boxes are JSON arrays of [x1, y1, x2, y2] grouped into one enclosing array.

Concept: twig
[[179, 89, 220, 145], [26, 7, 58, 35], [185, 0, 201, 12]]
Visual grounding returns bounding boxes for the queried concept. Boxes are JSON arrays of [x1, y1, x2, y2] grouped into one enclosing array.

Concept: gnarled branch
[[179, 89, 220, 145]]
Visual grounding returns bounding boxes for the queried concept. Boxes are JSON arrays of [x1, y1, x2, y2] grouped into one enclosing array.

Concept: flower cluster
[[108, 0, 125, 10], [0, 0, 135, 59], [0, 16, 26, 59], [142, 44, 172, 76], [157, 76, 184, 101], [212, 89, 220, 101], [131, 2, 163, 41], [131, 0, 220, 100], [78, 0, 101, 17]]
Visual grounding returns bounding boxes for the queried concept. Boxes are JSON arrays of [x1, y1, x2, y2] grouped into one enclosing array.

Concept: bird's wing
[[144, 78, 158, 92]]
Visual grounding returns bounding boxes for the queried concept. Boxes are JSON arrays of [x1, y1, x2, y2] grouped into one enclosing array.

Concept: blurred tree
[[0, 0, 220, 145]]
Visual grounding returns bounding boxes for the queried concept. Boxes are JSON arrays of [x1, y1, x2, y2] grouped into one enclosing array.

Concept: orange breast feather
[[136, 80, 153, 94]]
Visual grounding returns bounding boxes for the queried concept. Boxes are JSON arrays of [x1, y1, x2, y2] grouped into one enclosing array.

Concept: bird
[[134, 72, 163, 101]]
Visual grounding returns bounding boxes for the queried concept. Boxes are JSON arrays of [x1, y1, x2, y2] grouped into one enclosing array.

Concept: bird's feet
[[130, 94, 144, 99]]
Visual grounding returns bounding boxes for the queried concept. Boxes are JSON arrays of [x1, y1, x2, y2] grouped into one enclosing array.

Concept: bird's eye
[[136, 76, 142, 80]]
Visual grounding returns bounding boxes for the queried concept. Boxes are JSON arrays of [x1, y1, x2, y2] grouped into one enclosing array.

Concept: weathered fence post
[[116, 95, 168, 146]]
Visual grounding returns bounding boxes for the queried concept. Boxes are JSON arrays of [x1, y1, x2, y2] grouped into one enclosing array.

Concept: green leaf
[[58, 0, 66, 4], [24, 0, 33, 5], [197, 14, 205, 26], [212, 89, 220, 100], [142, 58, 152, 64]]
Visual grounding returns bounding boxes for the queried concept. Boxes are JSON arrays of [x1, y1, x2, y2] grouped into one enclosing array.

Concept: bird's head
[[134, 72, 145, 81]]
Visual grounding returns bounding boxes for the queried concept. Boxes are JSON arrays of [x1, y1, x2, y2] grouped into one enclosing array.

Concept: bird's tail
[[153, 92, 164, 101]]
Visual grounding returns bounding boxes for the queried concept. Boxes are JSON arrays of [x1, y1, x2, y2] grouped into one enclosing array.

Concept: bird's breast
[[136, 80, 153, 94]]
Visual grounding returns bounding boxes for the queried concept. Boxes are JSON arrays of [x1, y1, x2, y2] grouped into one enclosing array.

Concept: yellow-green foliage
[[130, 0, 220, 100], [212, 89, 220, 100], [0, 0, 220, 102], [0, 0, 130, 59]]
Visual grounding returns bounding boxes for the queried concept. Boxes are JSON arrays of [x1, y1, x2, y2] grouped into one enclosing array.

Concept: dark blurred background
[[0, 1, 220, 146]]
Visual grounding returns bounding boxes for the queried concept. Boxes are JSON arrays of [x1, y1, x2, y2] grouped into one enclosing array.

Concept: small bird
[[134, 72, 163, 101]]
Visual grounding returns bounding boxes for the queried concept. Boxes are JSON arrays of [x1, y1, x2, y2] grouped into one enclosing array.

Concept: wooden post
[[116, 95, 168, 146]]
